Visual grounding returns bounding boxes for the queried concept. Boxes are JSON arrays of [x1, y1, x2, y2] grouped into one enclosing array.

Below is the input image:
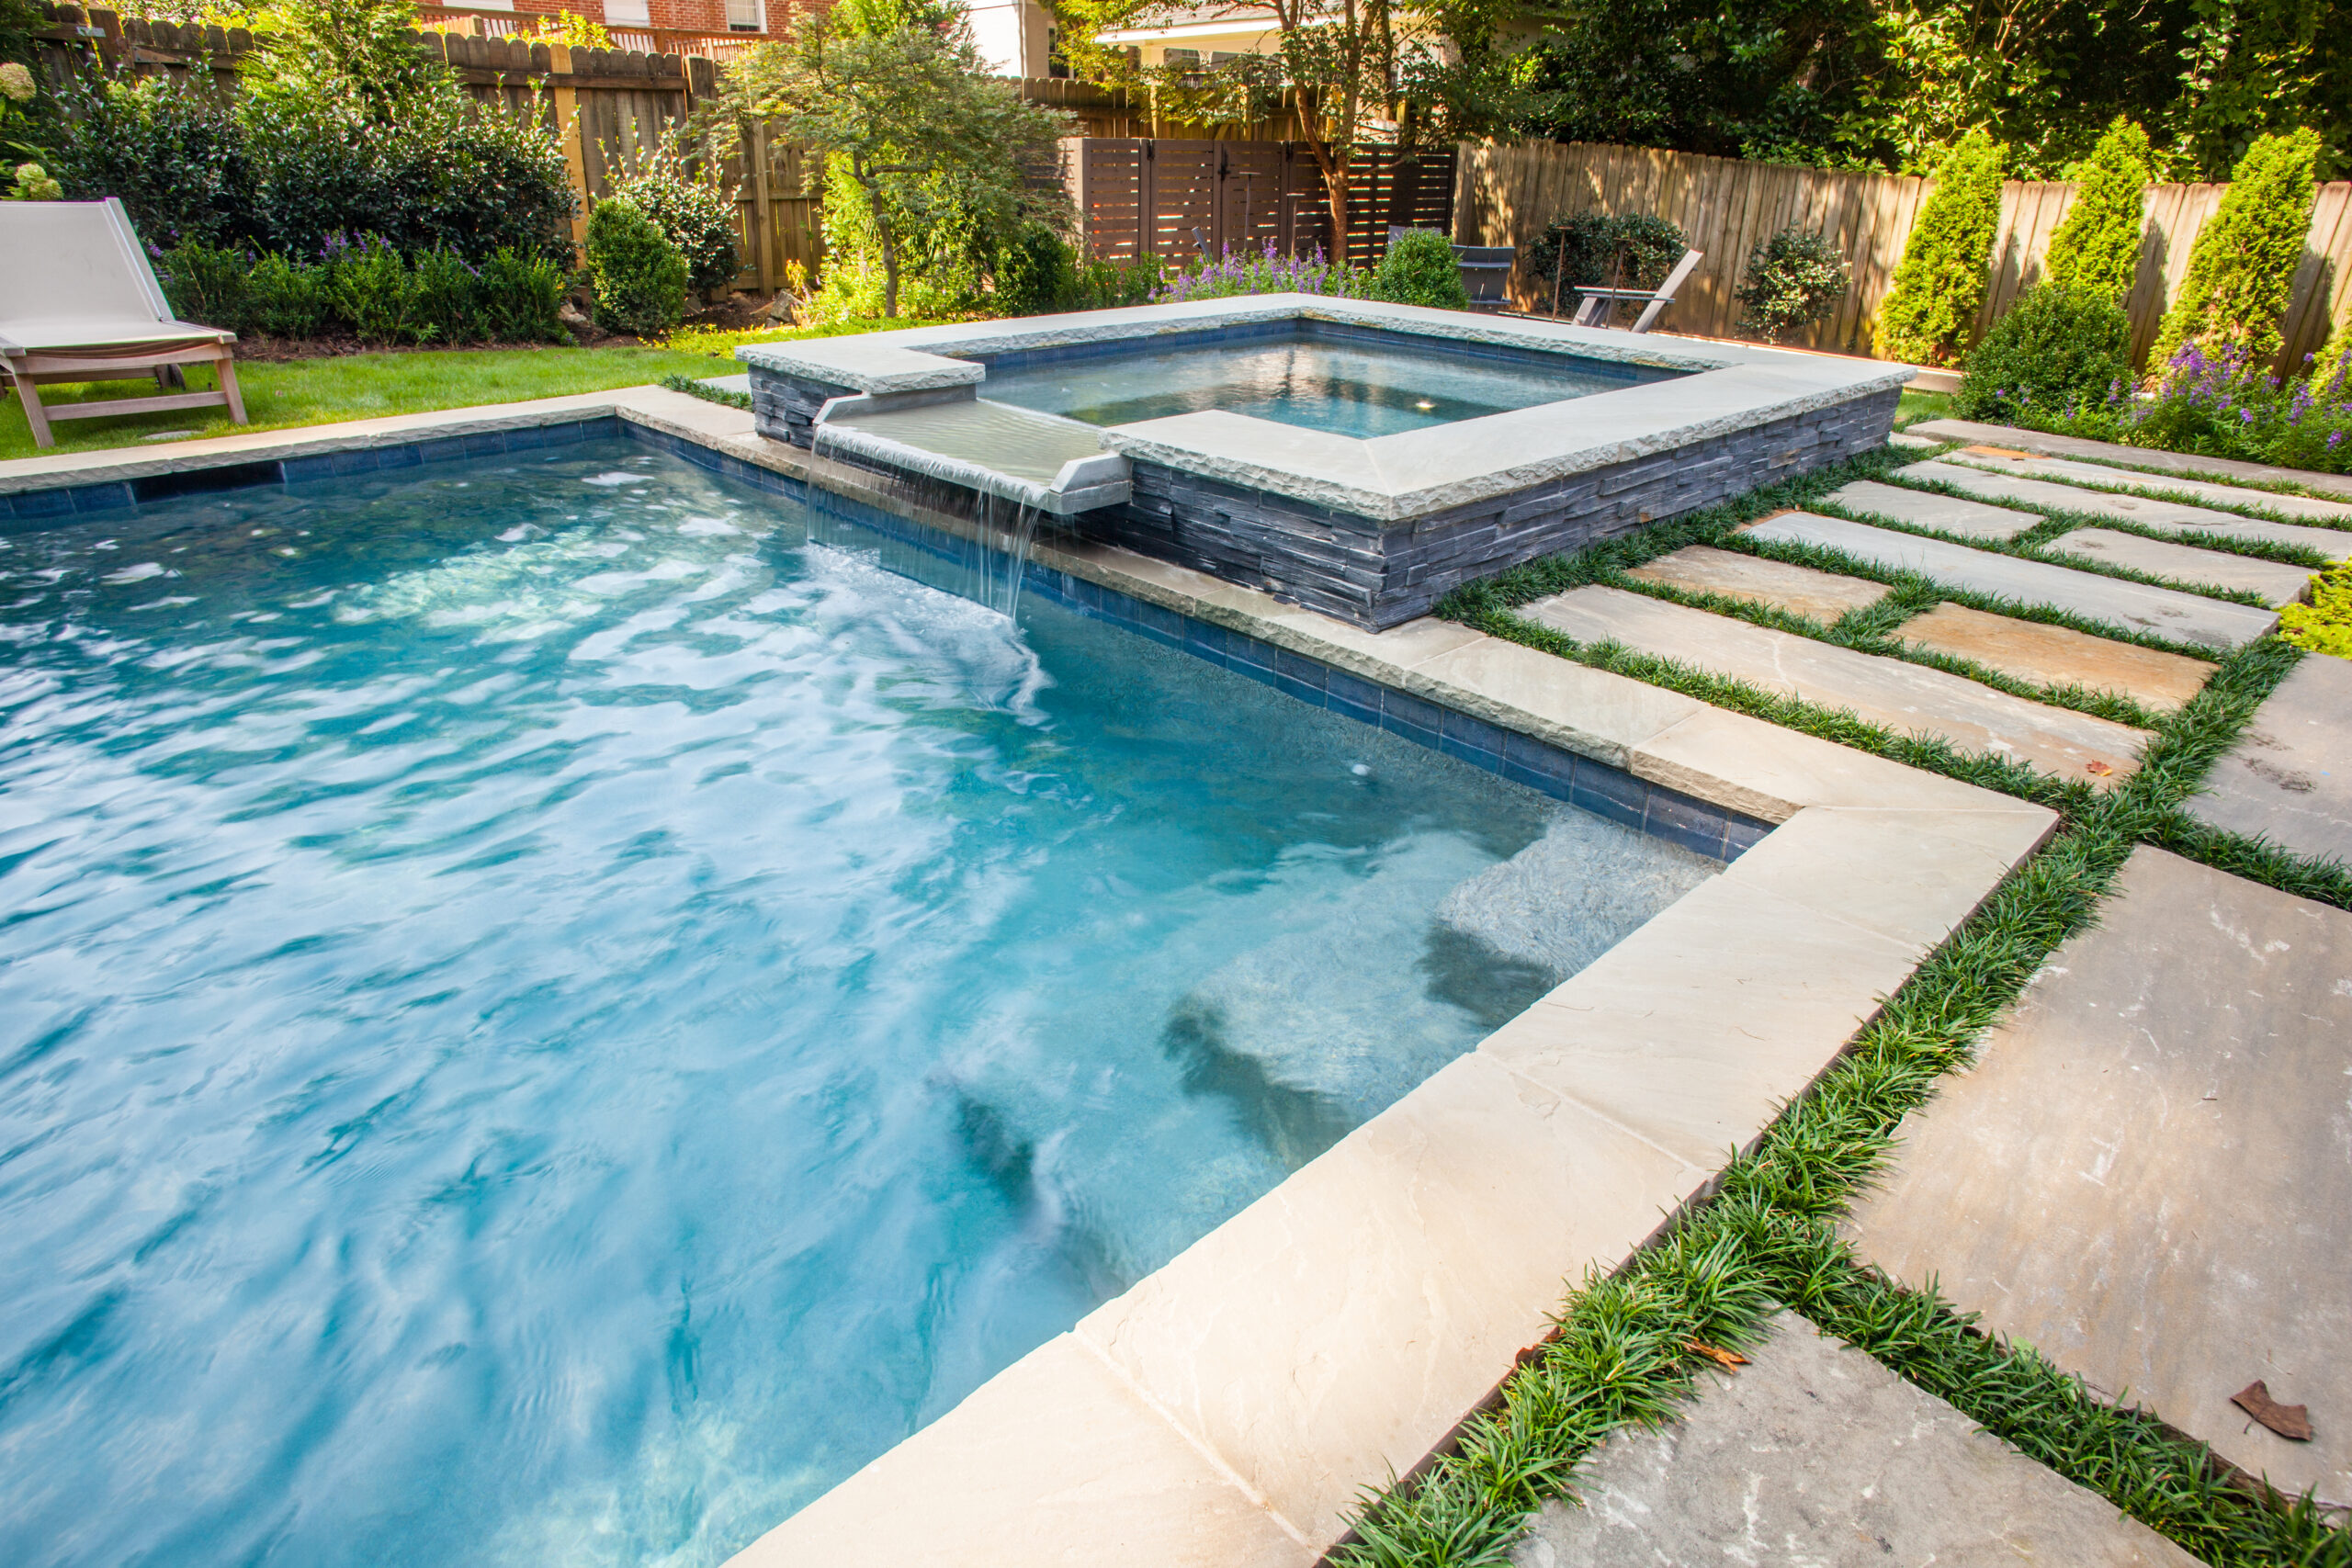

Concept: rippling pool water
[[0, 440, 1713, 1568]]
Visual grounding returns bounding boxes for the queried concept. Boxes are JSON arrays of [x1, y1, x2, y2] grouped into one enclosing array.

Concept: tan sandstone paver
[[1895, 603, 2216, 713], [2185, 651, 2352, 865], [1823, 477, 2040, 540], [1625, 543, 1889, 621], [1741, 511, 2278, 649], [1898, 457, 2307, 536], [1844, 848, 2352, 1503], [1511, 1313, 2202, 1568], [1521, 584, 2149, 784], [2047, 527, 2317, 605]]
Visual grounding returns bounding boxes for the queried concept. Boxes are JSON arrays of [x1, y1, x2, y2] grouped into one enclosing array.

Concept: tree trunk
[[860, 173, 902, 319]]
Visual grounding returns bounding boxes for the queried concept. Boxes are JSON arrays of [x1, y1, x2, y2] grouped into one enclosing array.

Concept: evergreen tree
[[2149, 126, 2321, 367], [1875, 130, 2007, 366], [2042, 118, 2152, 301]]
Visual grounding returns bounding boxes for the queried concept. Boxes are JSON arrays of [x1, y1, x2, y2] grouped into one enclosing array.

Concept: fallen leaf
[[2232, 1381, 2314, 1441], [1685, 1339, 1748, 1369], [1962, 445, 2034, 459], [2087, 761, 2115, 776]]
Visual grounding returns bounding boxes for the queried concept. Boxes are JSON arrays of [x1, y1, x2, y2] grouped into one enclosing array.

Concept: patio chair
[[1569, 247, 1705, 333], [0, 197, 246, 449]]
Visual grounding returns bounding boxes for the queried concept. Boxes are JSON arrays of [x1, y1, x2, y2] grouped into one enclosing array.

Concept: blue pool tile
[[1328, 694, 1380, 729], [1324, 669, 1385, 713], [68, 480, 138, 513], [1379, 711, 1441, 750], [374, 444, 423, 470], [1226, 635, 1277, 671], [504, 424, 548, 451], [1273, 671, 1327, 706], [1274, 648, 1328, 691], [461, 431, 506, 458], [281, 454, 339, 485], [1645, 792, 1728, 860], [1229, 655, 1281, 687], [329, 448, 379, 478], [411, 436, 469, 466], [1501, 757, 1570, 800], [1379, 688, 1446, 736], [1723, 817, 1773, 858], [7, 487, 74, 519], [1439, 734, 1503, 773]]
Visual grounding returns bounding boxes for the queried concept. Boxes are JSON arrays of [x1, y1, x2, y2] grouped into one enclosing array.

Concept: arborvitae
[[1875, 130, 2007, 367], [2149, 128, 2321, 369], [2042, 118, 2151, 303]]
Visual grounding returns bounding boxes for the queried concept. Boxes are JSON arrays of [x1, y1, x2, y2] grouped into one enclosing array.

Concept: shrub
[[1374, 228, 1470, 310], [992, 222, 1076, 316], [155, 242, 254, 330], [473, 247, 569, 341], [2148, 128, 2322, 369], [609, 140, 741, 295], [154, 238, 566, 344], [2041, 118, 2151, 303], [2278, 559, 2352, 658], [329, 234, 423, 344], [585, 197, 688, 337], [1875, 129, 2006, 366], [1734, 228, 1849, 340], [1954, 283, 2134, 422], [245, 251, 332, 337], [1528, 212, 1686, 308], [51, 69, 253, 248]]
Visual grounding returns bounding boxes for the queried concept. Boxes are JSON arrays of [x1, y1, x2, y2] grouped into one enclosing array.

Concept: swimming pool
[[0, 440, 1716, 1568], [973, 322, 1682, 438]]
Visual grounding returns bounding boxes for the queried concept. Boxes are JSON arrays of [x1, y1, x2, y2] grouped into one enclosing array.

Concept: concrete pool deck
[[0, 389, 2057, 1565]]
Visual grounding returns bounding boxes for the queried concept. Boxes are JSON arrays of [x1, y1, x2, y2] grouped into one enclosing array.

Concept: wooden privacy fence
[[1065, 138, 1456, 268], [1454, 141, 2352, 371], [30, 5, 825, 291]]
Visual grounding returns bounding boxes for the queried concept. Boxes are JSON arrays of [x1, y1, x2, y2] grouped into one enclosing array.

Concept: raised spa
[[741, 295, 1907, 629], [0, 435, 1732, 1568]]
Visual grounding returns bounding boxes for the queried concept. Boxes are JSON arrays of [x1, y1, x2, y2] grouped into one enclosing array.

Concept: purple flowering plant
[[1155, 240, 1376, 304], [1999, 337, 2352, 475]]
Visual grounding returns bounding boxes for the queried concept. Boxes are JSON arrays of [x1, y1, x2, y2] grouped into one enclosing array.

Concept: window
[[726, 0, 763, 29], [605, 0, 650, 21]]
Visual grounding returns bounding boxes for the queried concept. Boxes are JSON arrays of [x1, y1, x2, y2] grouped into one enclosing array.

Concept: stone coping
[[739, 298, 1910, 523], [0, 389, 2052, 1566]]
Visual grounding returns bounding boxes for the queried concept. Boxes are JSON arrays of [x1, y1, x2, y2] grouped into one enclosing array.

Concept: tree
[[2041, 117, 2152, 300], [2166, 0, 2349, 180], [2148, 126, 2321, 367], [720, 11, 1068, 318], [1874, 128, 2006, 365], [238, 0, 455, 124]]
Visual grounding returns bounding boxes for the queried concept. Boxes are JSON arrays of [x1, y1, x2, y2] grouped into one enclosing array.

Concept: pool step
[[1945, 446, 2352, 525], [2046, 528, 2315, 604], [1518, 584, 2149, 785], [1824, 479, 2039, 541], [1740, 512, 2278, 649], [1625, 544, 1888, 622]]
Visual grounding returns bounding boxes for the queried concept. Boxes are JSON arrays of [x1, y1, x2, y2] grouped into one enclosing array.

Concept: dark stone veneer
[[750, 363, 1898, 630]]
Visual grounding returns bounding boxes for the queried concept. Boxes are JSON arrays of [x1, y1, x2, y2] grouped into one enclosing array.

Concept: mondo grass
[[1351, 468, 2351, 1567]]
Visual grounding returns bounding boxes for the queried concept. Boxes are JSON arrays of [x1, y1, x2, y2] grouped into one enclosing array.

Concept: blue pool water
[[0, 440, 1714, 1568], [977, 331, 1680, 437]]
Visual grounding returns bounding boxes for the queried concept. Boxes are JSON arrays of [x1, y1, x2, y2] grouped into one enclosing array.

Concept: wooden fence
[[31, 5, 826, 291], [1454, 141, 2352, 370], [1066, 138, 1456, 267]]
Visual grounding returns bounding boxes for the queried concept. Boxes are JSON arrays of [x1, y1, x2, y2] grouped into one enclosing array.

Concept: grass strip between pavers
[[1327, 455, 2352, 1568]]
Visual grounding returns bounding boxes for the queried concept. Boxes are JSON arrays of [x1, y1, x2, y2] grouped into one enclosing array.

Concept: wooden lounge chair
[[0, 197, 245, 449], [1570, 247, 1705, 333]]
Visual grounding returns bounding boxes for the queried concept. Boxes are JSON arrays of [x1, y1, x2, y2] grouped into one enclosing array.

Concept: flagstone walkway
[[1511, 1313, 2204, 1567]]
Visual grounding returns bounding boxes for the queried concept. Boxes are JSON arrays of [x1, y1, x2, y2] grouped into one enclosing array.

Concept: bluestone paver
[[1625, 543, 1888, 621], [1898, 457, 2290, 535], [1845, 848, 2352, 1502], [1824, 477, 2039, 540], [2185, 651, 2352, 864], [1905, 417, 2352, 500], [1511, 1312, 2203, 1568], [2047, 527, 2317, 604], [1896, 602, 2215, 713], [1520, 584, 2148, 784], [1948, 446, 2352, 527], [1741, 511, 2279, 649]]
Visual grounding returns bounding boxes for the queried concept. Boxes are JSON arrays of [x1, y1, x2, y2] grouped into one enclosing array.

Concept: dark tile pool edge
[[624, 418, 1772, 864]]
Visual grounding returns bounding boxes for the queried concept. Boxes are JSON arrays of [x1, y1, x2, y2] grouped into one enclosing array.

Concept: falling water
[[808, 419, 1044, 621]]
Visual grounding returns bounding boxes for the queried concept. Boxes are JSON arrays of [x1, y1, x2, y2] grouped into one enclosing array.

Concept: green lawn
[[0, 343, 757, 462], [1897, 388, 1956, 425]]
